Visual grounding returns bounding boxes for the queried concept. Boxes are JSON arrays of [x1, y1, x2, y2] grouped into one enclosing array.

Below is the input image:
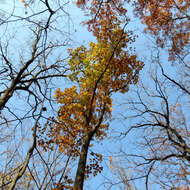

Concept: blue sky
[[0, 0, 184, 189], [0, 0, 148, 189]]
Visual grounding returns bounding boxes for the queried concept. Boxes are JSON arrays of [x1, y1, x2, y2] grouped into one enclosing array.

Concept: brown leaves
[[38, 9, 143, 155], [134, 0, 190, 60], [38, 0, 143, 183], [85, 152, 103, 178]]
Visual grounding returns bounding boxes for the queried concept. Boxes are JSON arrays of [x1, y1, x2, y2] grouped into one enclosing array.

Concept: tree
[[38, 3, 143, 189], [117, 45, 190, 189], [1, 0, 142, 189], [108, 0, 190, 188], [0, 0, 72, 189], [134, 0, 190, 60], [1, 0, 189, 189]]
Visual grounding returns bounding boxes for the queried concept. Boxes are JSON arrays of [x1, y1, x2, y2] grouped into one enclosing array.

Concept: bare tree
[[119, 47, 190, 189], [0, 0, 74, 188]]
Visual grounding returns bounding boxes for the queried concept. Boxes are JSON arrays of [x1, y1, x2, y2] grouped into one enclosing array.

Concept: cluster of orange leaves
[[21, 0, 28, 7], [38, 1, 143, 156], [134, 0, 190, 60], [38, 1, 143, 183]]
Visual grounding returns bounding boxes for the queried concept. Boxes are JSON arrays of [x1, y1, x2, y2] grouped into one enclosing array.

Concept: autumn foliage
[[134, 0, 190, 60], [38, 2, 143, 189], [2, 0, 188, 189]]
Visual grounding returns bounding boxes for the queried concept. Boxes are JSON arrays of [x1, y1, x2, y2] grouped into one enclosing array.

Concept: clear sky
[[0, 1, 146, 189], [0, 1, 181, 189]]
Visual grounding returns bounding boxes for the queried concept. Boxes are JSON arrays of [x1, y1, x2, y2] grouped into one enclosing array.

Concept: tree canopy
[[0, 0, 189, 189]]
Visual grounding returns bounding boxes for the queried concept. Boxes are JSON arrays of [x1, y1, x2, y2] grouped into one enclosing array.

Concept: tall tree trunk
[[73, 132, 92, 190], [73, 105, 106, 190]]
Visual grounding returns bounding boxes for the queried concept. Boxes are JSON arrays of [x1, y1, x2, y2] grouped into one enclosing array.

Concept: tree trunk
[[73, 132, 92, 190]]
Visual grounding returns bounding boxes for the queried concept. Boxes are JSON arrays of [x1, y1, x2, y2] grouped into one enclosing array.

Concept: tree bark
[[73, 104, 106, 190], [73, 132, 92, 190]]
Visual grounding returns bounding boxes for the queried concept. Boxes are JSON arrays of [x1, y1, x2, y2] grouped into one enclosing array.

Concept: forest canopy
[[0, 0, 189, 189]]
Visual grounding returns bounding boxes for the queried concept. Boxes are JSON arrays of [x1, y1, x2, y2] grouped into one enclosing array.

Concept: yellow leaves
[[38, 5, 143, 177], [50, 22, 143, 154], [54, 86, 78, 104], [67, 35, 142, 95]]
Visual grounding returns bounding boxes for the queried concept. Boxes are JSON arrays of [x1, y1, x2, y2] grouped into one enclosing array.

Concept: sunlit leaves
[[38, 0, 143, 183], [40, 12, 142, 159]]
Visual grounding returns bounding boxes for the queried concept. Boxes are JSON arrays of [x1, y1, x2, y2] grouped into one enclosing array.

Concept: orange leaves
[[79, 0, 127, 40], [52, 177, 74, 190], [21, 0, 28, 7], [41, 78, 111, 156], [134, 0, 190, 59], [38, 6, 143, 157], [50, 21, 142, 156], [38, 1, 143, 182], [76, 0, 87, 8]]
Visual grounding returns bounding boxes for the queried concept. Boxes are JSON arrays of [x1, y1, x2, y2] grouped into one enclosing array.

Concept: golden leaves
[[39, 11, 143, 157], [38, 1, 143, 180], [49, 24, 143, 156]]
